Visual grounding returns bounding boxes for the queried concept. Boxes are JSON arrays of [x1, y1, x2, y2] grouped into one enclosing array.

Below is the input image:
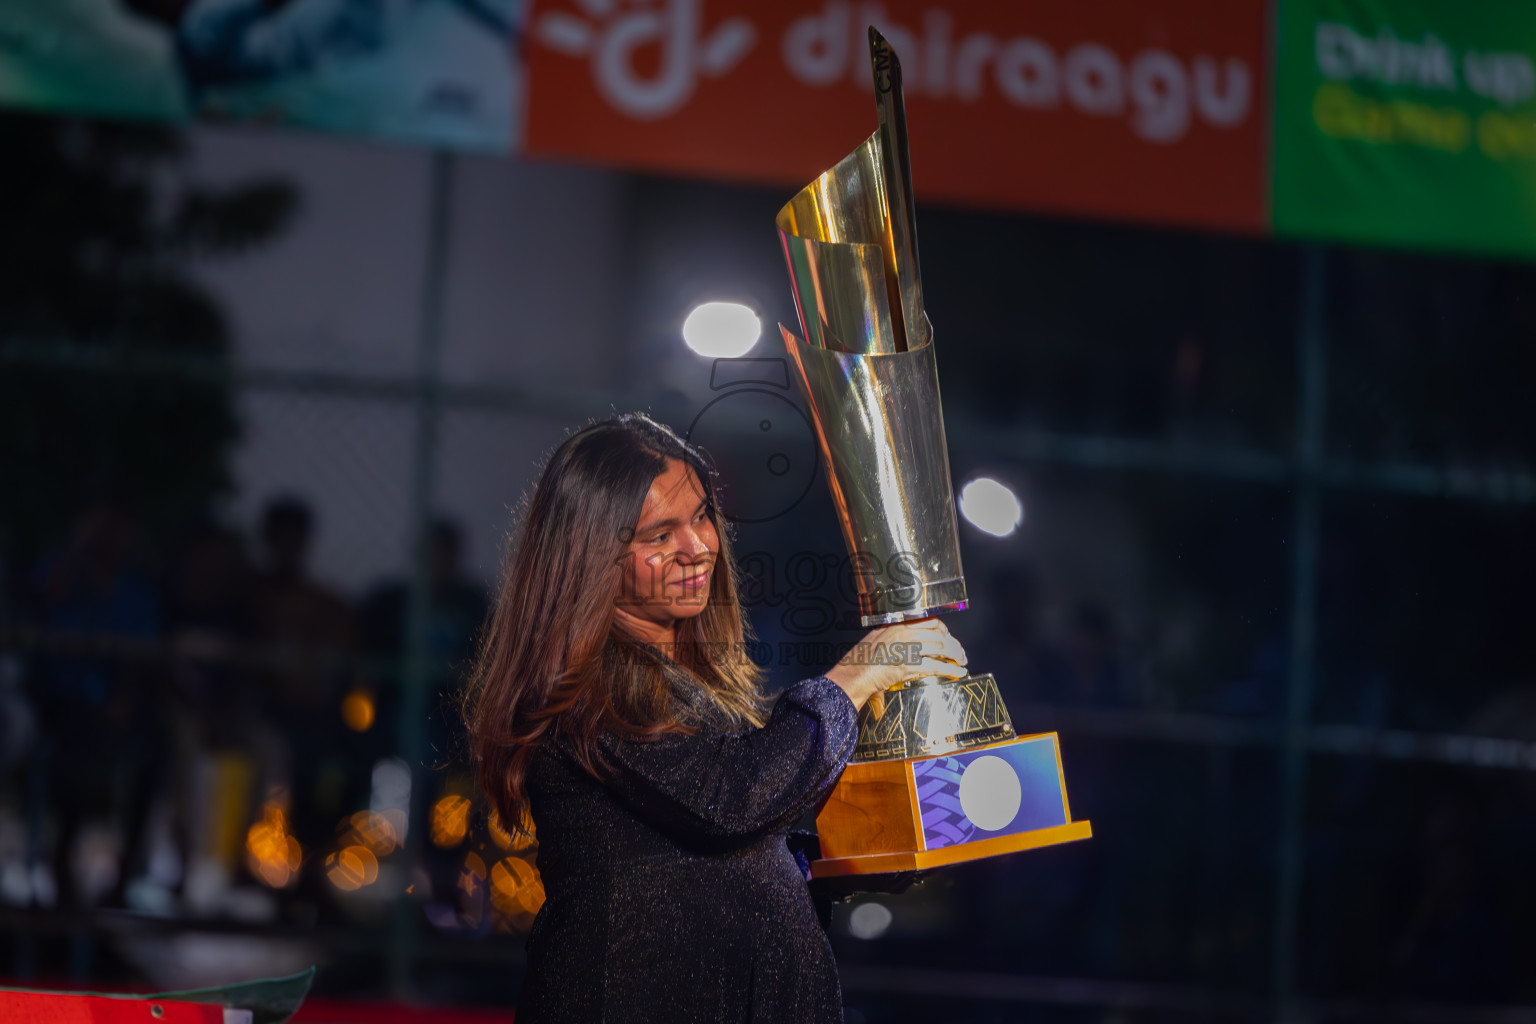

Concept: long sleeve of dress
[[594, 675, 858, 847]]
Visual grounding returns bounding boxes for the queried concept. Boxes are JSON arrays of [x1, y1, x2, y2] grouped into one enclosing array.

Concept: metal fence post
[[1273, 245, 1328, 1021], [390, 149, 455, 994]]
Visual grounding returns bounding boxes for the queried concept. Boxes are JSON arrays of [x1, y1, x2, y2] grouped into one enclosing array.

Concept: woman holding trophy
[[469, 24, 1092, 1022], [463, 413, 967, 1023]]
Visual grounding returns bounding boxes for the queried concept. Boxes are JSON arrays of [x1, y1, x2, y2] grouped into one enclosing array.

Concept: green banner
[[1274, 0, 1536, 257]]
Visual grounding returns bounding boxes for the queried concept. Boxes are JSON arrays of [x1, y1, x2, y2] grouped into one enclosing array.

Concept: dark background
[[2, 109, 1535, 1024]]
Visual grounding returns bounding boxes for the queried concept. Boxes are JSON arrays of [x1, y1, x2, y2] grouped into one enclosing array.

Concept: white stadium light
[[959, 477, 1024, 538], [848, 901, 893, 940], [682, 301, 761, 358]]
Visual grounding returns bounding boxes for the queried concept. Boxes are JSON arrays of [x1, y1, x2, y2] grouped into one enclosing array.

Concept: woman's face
[[613, 457, 719, 644]]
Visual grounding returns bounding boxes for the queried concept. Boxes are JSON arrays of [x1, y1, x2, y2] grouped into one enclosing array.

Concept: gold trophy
[[779, 28, 1091, 878]]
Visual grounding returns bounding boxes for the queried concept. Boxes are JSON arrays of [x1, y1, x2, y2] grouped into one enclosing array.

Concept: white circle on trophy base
[[958, 755, 1022, 831]]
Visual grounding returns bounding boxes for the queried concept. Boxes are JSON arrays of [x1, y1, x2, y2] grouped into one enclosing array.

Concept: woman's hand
[[824, 619, 969, 712]]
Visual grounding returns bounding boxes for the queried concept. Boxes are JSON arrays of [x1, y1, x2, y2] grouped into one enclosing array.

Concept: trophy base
[[812, 821, 1095, 877], [812, 732, 1091, 879], [852, 672, 1014, 762]]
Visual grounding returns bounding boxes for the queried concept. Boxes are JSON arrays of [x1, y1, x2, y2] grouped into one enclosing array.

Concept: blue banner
[[0, 0, 522, 150]]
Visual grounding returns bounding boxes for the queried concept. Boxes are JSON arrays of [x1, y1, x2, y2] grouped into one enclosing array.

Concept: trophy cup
[[778, 29, 1092, 879]]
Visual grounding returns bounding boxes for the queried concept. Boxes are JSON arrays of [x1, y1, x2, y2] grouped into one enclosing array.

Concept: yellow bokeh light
[[458, 851, 486, 900], [246, 801, 302, 889], [345, 810, 399, 856], [490, 856, 546, 918], [325, 845, 380, 891], [431, 795, 471, 849], [457, 851, 486, 930], [341, 688, 376, 732], [487, 811, 511, 850], [488, 810, 536, 852]]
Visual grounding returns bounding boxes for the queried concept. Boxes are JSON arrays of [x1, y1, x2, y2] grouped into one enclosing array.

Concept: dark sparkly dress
[[517, 673, 859, 1024]]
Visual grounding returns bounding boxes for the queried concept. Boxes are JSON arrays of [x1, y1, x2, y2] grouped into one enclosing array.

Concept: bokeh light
[[343, 810, 400, 857], [489, 856, 546, 918], [958, 476, 1024, 538], [682, 301, 761, 357], [431, 795, 471, 849], [246, 800, 302, 889], [325, 845, 379, 891], [488, 809, 536, 852], [341, 687, 376, 732], [849, 901, 894, 940], [458, 851, 487, 901]]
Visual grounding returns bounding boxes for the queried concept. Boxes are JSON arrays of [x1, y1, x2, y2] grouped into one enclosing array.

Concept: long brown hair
[[464, 412, 766, 831]]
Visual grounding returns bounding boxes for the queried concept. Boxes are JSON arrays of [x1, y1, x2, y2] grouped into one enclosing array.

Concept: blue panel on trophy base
[[911, 736, 1070, 851]]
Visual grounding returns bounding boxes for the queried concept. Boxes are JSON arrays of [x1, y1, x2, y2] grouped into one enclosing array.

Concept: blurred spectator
[[0, 529, 35, 773], [359, 518, 487, 669], [359, 517, 487, 766], [162, 522, 258, 908], [973, 573, 1150, 711], [168, 522, 254, 717], [250, 496, 355, 690], [248, 496, 355, 869], [1054, 603, 1148, 709], [27, 499, 163, 908], [1390, 791, 1513, 1002], [972, 565, 1049, 710], [357, 519, 488, 926], [1215, 628, 1286, 717], [169, 522, 251, 637]]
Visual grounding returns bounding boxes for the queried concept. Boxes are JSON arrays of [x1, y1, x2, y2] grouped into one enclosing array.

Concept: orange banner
[[524, 0, 1267, 232]]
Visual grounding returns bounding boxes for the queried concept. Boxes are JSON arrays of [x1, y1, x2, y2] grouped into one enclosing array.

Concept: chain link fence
[[2, 156, 1536, 1022]]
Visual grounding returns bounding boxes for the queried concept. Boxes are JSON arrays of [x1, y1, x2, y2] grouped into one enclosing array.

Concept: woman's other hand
[[824, 619, 968, 712]]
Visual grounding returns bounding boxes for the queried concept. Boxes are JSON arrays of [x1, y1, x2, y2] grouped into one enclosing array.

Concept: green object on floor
[[153, 967, 316, 1024]]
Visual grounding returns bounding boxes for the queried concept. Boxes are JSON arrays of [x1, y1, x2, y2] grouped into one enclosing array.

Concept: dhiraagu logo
[[534, 0, 756, 119]]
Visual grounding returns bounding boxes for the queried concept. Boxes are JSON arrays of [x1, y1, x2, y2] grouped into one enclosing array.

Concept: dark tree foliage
[[0, 111, 297, 561]]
